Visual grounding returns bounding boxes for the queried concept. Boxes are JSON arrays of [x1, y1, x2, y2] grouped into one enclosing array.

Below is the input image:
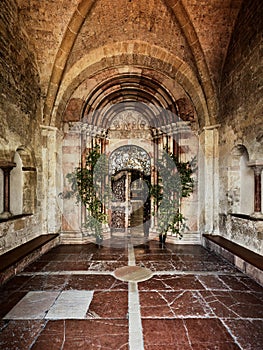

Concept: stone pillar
[[152, 129, 159, 229], [0, 163, 16, 218], [199, 124, 220, 234], [248, 161, 263, 215], [41, 125, 63, 233]]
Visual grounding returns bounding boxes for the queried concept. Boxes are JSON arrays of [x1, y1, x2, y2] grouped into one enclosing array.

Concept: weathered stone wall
[[0, 0, 44, 254], [219, 0, 262, 158], [17, 0, 79, 94], [0, 0, 40, 149], [219, 214, 263, 255], [66, 0, 195, 73], [218, 0, 263, 254]]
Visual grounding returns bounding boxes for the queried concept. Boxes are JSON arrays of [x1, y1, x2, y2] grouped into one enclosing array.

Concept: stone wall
[[218, 0, 263, 254], [219, 0, 262, 158], [0, 0, 44, 254]]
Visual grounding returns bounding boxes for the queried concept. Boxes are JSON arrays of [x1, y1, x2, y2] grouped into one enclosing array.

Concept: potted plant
[[63, 145, 107, 246], [150, 151, 196, 246]]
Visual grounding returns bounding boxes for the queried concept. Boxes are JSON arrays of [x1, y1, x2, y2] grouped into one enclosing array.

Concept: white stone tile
[[45, 290, 94, 319], [3, 291, 60, 320]]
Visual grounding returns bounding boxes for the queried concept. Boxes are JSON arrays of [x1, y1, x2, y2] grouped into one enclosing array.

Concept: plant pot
[[159, 234, 166, 245], [96, 236, 103, 247]]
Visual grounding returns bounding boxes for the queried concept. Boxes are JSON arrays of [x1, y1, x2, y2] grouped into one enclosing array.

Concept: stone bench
[[0, 234, 59, 285], [203, 234, 263, 286]]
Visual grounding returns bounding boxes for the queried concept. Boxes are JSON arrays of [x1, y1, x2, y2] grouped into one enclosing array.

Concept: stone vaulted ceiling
[[17, 0, 243, 129]]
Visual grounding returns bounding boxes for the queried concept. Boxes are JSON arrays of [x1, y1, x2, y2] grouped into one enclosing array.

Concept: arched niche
[[10, 152, 23, 215], [12, 147, 37, 215], [228, 144, 254, 214]]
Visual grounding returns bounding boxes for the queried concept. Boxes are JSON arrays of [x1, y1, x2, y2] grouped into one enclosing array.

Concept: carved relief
[[112, 175, 126, 202], [110, 111, 149, 130], [109, 146, 151, 175], [108, 110, 152, 139], [111, 207, 125, 231]]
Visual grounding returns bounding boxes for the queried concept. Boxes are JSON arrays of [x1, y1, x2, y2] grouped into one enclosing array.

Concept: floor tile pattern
[[0, 239, 262, 349]]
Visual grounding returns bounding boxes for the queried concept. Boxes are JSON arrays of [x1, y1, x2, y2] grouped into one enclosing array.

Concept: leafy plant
[[63, 145, 107, 240], [150, 151, 196, 239]]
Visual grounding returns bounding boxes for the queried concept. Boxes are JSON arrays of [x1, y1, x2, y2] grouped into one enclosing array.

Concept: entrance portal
[[109, 146, 151, 238]]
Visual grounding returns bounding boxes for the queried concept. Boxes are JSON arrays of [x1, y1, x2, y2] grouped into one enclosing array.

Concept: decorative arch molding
[[43, 0, 216, 128], [53, 43, 210, 128]]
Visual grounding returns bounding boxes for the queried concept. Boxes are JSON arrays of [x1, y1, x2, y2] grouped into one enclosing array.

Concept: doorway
[[109, 146, 151, 238]]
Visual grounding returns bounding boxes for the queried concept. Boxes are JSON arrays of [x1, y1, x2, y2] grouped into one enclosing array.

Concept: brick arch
[[54, 42, 209, 128], [44, 0, 216, 128]]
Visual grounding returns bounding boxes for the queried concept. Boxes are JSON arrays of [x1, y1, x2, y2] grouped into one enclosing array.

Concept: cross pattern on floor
[[0, 239, 263, 350]]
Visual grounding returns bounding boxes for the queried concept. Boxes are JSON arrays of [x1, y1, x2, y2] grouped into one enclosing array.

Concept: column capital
[[0, 162, 16, 169], [202, 124, 221, 131], [247, 160, 263, 174]]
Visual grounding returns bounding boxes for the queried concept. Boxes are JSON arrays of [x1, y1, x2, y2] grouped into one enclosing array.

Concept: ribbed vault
[[43, 0, 221, 128]]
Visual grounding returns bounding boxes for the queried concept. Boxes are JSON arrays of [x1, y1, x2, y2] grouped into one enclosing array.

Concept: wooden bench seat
[[203, 234, 263, 285], [0, 234, 59, 285]]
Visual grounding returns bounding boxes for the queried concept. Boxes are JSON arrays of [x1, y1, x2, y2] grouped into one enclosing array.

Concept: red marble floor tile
[[23, 260, 51, 272], [1, 240, 262, 350], [140, 260, 186, 271], [37, 252, 69, 262], [20, 275, 69, 291], [32, 320, 129, 350], [91, 252, 128, 261], [65, 274, 128, 291], [201, 290, 263, 318], [139, 274, 205, 291], [184, 318, 240, 349], [135, 252, 181, 261], [219, 274, 258, 291], [31, 320, 66, 350], [0, 320, 5, 331], [51, 244, 96, 254], [42, 261, 92, 271], [0, 291, 27, 318], [63, 253, 93, 262], [88, 291, 128, 319], [0, 320, 46, 350], [0, 275, 32, 291], [140, 290, 213, 318], [197, 275, 230, 290], [89, 260, 126, 271], [236, 276, 263, 293], [142, 319, 190, 349], [223, 319, 263, 350]]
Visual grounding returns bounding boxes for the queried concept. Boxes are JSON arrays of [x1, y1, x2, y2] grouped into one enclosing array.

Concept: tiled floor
[[0, 239, 262, 349]]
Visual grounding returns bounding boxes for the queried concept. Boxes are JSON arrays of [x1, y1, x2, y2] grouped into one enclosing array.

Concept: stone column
[[41, 125, 64, 233], [199, 124, 220, 234], [248, 161, 263, 215], [0, 163, 16, 218], [152, 129, 159, 229]]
